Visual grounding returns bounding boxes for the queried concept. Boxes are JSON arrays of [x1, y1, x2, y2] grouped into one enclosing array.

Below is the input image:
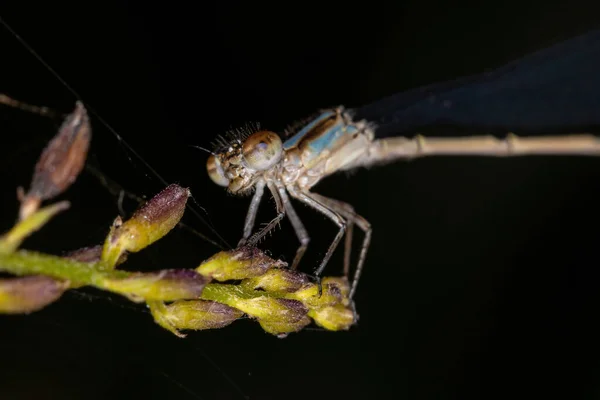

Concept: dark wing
[[352, 30, 600, 137]]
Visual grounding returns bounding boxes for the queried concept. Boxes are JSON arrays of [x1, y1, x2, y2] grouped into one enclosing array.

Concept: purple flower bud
[[102, 184, 190, 268], [0, 276, 68, 313], [63, 245, 103, 263]]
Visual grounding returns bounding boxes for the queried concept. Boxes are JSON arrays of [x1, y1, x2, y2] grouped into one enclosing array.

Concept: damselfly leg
[[309, 192, 371, 300], [241, 179, 370, 299], [243, 182, 311, 272]]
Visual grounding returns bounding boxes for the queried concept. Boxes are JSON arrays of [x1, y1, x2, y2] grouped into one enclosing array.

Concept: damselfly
[[205, 29, 600, 300]]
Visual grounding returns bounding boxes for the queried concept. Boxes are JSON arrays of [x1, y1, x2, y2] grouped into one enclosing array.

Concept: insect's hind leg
[[309, 193, 371, 301], [309, 194, 355, 276], [286, 186, 347, 295]]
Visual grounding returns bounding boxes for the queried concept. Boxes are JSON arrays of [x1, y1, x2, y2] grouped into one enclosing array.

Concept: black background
[[2, 1, 600, 399]]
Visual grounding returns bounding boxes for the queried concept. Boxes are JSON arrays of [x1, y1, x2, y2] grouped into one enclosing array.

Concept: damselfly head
[[207, 127, 283, 194]]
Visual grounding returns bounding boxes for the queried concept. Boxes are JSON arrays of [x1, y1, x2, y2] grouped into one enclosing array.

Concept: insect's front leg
[[238, 180, 265, 246], [245, 181, 286, 246], [243, 181, 310, 270]]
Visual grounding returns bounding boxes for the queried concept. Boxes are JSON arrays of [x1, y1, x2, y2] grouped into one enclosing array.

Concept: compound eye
[[242, 131, 283, 171], [206, 155, 229, 187]]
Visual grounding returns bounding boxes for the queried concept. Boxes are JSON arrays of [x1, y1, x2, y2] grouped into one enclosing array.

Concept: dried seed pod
[[19, 102, 91, 220]]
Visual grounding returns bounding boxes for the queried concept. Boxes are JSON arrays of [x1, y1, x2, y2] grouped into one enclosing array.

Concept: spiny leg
[[310, 194, 355, 276], [310, 193, 371, 300], [286, 186, 346, 293], [276, 185, 309, 270], [238, 180, 265, 246], [246, 182, 285, 247]]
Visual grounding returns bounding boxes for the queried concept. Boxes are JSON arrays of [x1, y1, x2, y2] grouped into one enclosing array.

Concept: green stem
[[0, 249, 283, 303], [0, 250, 125, 284], [0, 202, 70, 254]]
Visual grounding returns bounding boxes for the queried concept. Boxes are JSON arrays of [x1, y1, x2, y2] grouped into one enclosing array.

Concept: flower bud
[[196, 246, 286, 281], [103, 269, 207, 302], [102, 184, 190, 268], [63, 245, 103, 263], [0, 276, 68, 313], [259, 315, 312, 338], [228, 296, 308, 323], [243, 268, 309, 293], [164, 300, 243, 331], [288, 277, 350, 308], [308, 304, 355, 331]]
